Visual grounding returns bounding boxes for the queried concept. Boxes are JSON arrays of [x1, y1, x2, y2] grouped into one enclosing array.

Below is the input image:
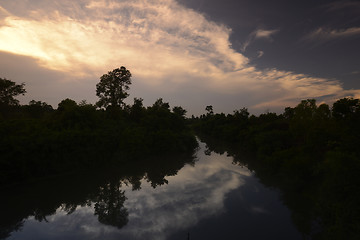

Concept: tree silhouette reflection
[[94, 182, 128, 229], [0, 153, 196, 239]]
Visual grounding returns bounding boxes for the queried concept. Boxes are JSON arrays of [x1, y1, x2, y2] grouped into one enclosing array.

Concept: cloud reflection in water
[[9, 141, 272, 240], [119, 141, 250, 239]]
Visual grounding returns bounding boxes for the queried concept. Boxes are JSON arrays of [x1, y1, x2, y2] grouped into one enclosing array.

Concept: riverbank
[[191, 98, 360, 240], [0, 100, 198, 186]]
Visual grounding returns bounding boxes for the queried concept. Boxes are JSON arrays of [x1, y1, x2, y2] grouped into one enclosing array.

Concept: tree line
[[2, 66, 360, 239], [0, 67, 197, 185], [191, 98, 360, 240]]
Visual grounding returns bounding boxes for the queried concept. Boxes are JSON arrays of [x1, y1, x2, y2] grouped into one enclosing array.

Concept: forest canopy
[[0, 68, 198, 186]]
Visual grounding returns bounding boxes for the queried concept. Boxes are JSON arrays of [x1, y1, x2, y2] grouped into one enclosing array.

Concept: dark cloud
[[325, 1, 360, 13], [178, 0, 360, 90]]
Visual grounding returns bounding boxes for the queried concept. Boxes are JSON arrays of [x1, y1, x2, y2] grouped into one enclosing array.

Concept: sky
[[0, 0, 359, 115]]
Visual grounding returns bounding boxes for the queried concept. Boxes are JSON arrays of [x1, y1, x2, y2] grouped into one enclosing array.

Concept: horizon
[[0, 0, 359, 116]]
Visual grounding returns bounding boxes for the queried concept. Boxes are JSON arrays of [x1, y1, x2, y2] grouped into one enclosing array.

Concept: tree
[[94, 182, 129, 229], [315, 103, 331, 120], [332, 97, 360, 120], [0, 78, 26, 106], [29, 100, 53, 110], [233, 107, 249, 121], [205, 105, 213, 115], [130, 98, 145, 121], [151, 98, 170, 111], [57, 98, 78, 111], [283, 107, 295, 119], [25, 100, 53, 118], [96, 67, 132, 109], [172, 106, 187, 118], [293, 99, 317, 120]]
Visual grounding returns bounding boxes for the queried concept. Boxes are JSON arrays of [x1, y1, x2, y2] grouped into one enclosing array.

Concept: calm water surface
[[1, 140, 303, 240]]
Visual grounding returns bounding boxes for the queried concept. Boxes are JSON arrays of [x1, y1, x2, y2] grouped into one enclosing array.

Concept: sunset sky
[[0, 0, 359, 115]]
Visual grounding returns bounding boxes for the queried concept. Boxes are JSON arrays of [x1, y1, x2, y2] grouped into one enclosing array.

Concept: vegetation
[[96, 66, 132, 109], [0, 78, 26, 107], [0, 68, 197, 186], [2, 66, 360, 239], [191, 98, 360, 240]]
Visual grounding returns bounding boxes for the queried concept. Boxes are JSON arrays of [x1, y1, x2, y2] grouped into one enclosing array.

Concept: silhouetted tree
[[96, 67, 132, 109], [29, 100, 53, 110], [57, 98, 78, 111], [205, 105, 213, 115], [24, 100, 53, 118], [293, 99, 317, 120], [172, 106, 187, 118], [315, 103, 331, 120], [233, 107, 249, 121], [151, 98, 170, 111], [130, 98, 145, 121], [0, 78, 26, 106], [332, 97, 360, 120], [283, 107, 295, 119]]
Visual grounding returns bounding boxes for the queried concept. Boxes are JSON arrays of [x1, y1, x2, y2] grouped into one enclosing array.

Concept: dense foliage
[[0, 98, 197, 185], [192, 98, 360, 240], [0, 71, 197, 186]]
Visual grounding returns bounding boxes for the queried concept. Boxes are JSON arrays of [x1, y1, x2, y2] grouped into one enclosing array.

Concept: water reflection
[[0, 151, 196, 239], [94, 182, 128, 229], [0, 140, 302, 240], [118, 143, 250, 239]]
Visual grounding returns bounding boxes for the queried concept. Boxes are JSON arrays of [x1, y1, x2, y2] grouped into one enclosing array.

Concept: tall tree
[[0, 78, 26, 106], [96, 67, 132, 109]]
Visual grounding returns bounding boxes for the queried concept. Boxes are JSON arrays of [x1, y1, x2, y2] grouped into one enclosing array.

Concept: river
[[0, 139, 303, 240]]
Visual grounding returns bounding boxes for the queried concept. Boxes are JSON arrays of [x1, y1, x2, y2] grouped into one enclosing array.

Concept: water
[[1, 140, 303, 240]]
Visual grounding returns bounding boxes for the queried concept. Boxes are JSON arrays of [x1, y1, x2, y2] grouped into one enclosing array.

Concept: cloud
[[305, 27, 360, 41], [120, 161, 244, 240], [241, 28, 278, 52], [325, 1, 360, 12], [0, 0, 359, 114], [0, 0, 247, 78], [257, 50, 264, 58], [254, 29, 279, 39]]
